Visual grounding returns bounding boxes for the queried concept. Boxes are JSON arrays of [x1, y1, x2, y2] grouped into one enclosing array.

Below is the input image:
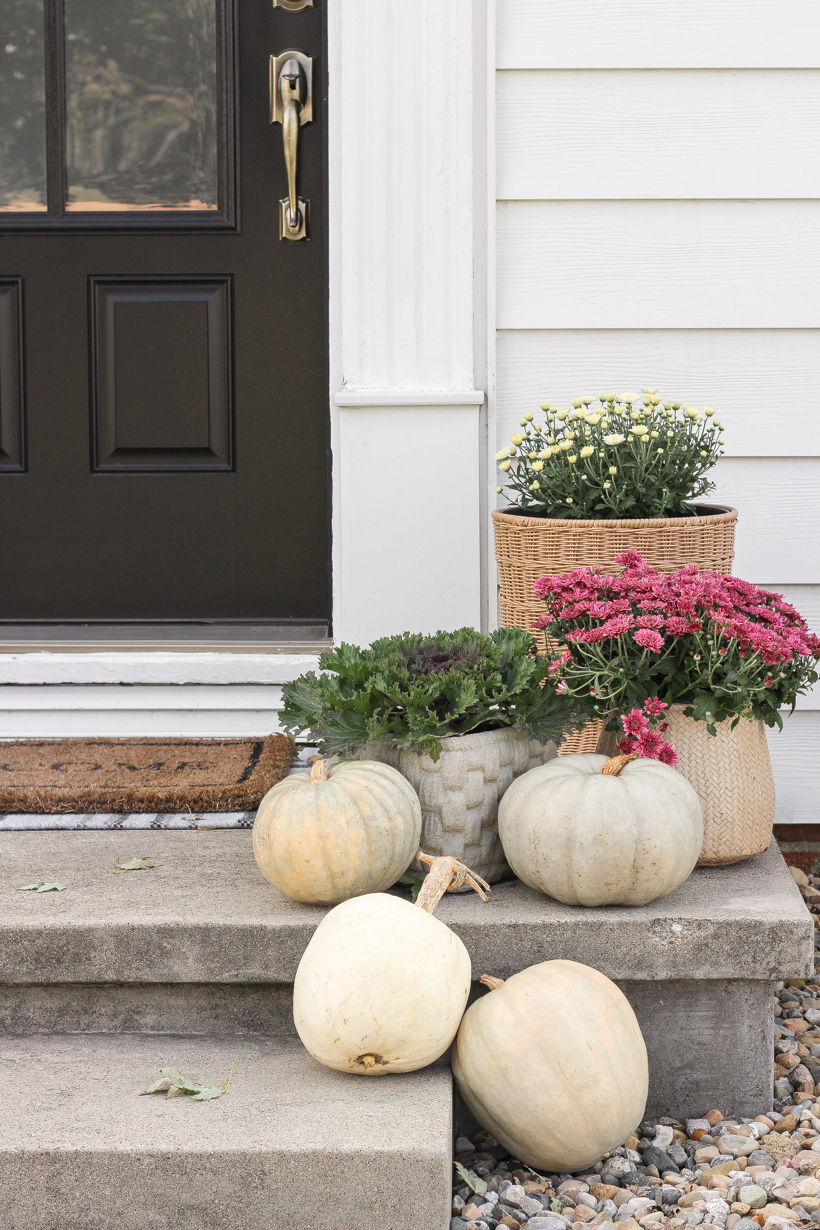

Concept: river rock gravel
[[450, 866, 820, 1230]]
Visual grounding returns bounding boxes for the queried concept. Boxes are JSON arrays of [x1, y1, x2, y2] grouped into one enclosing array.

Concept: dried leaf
[[454, 1161, 487, 1196], [141, 1059, 236, 1101], [113, 856, 163, 874], [17, 868, 75, 893]]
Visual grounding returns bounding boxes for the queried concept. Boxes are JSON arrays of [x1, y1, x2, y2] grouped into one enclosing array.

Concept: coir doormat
[[0, 735, 294, 814]]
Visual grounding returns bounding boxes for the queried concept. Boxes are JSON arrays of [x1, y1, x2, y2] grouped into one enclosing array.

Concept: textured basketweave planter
[[353, 728, 557, 886], [598, 704, 774, 867], [493, 504, 738, 756]]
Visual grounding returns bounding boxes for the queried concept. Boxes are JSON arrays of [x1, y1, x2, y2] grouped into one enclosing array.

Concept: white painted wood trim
[[334, 390, 485, 407], [0, 653, 320, 686]]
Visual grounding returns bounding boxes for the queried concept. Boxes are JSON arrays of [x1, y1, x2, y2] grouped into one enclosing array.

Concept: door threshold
[[0, 623, 332, 654]]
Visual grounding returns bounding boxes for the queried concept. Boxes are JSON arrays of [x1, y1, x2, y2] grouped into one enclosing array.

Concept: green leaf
[[113, 856, 163, 874], [17, 868, 75, 892], [454, 1161, 487, 1196], [551, 1198, 563, 1213], [397, 873, 424, 903]]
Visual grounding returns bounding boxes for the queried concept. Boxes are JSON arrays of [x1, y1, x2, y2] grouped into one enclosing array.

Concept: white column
[[328, 0, 486, 646]]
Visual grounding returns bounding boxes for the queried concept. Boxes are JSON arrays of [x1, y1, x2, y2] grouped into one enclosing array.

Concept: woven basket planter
[[350, 728, 558, 887], [492, 504, 738, 755], [597, 705, 774, 866]]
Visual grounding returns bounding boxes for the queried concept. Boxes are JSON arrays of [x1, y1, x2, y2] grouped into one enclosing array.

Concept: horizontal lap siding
[[496, 8, 820, 819]]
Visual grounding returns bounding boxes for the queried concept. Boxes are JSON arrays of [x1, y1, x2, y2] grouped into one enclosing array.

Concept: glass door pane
[[0, 0, 47, 211], [64, 0, 218, 212]]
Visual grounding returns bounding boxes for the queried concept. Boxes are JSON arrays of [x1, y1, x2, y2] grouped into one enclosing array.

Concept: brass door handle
[[270, 50, 313, 241]]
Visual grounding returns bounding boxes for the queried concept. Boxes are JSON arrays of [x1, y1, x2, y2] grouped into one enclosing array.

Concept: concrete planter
[[355, 728, 557, 886]]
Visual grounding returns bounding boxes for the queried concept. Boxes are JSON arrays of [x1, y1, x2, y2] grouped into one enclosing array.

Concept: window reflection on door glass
[[65, 0, 218, 212], [0, 0, 47, 212]]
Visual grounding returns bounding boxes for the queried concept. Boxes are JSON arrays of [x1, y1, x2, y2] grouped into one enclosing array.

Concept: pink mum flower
[[622, 709, 649, 736], [643, 696, 667, 716], [634, 628, 664, 653], [657, 743, 679, 766]]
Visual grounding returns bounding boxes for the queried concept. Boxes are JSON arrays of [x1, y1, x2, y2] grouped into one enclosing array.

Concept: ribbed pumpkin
[[498, 752, 703, 906], [294, 854, 489, 1074], [452, 961, 648, 1171], [253, 758, 422, 905]]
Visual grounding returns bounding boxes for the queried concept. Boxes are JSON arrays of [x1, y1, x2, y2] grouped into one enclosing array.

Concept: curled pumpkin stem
[[601, 753, 638, 777], [479, 974, 505, 991], [414, 852, 491, 914], [308, 758, 328, 782]]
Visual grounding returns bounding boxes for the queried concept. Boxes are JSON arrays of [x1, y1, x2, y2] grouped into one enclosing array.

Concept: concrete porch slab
[[0, 830, 811, 1118], [0, 1033, 452, 1230], [0, 830, 810, 984]]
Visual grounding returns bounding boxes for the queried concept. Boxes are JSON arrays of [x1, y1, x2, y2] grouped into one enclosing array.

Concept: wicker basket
[[597, 706, 775, 866], [493, 504, 738, 755]]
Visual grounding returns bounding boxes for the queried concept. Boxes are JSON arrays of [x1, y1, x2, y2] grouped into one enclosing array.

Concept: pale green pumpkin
[[452, 960, 648, 1171], [253, 758, 421, 905]]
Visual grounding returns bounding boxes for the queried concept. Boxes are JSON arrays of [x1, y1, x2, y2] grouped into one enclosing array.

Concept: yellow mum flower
[[499, 460, 511, 472], [531, 460, 544, 472], [580, 446, 594, 458], [495, 446, 511, 460], [511, 433, 524, 445], [568, 455, 577, 464]]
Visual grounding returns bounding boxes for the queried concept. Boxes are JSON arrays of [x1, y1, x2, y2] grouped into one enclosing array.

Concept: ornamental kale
[[495, 387, 725, 519], [280, 627, 582, 761], [537, 552, 820, 734]]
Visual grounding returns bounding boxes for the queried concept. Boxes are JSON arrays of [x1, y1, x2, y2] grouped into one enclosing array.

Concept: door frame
[[0, 0, 494, 718]]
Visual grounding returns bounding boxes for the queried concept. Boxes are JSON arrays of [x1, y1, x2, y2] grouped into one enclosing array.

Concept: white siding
[[496, 6, 820, 820]]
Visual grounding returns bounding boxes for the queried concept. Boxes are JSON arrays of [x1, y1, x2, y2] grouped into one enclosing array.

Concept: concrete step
[[0, 1033, 452, 1230], [0, 829, 813, 1117]]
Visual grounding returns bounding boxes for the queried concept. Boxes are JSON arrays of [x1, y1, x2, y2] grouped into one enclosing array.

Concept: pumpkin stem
[[414, 851, 491, 913], [601, 753, 639, 777], [308, 758, 328, 782], [479, 974, 505, 991]]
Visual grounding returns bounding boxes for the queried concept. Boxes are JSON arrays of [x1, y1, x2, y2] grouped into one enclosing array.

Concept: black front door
[[0, 0, 329, 623]]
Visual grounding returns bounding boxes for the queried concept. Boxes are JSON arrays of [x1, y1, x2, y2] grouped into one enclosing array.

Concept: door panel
[[0, 0, 329, 623], [92, 278, 232, 471], [0, 279, 24, 469]]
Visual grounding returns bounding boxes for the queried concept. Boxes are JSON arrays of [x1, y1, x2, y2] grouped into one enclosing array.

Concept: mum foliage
[[495, 387, 724, 519], [281, 628, 581, 761], [537, 552, 820, 733]]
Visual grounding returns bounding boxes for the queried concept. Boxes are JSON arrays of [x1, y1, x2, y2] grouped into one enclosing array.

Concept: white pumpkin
[[253, 758, 422, 905], [452, 960, 648, 1171], [498, 752, 703, 907], [293, 855, 489, 1074]]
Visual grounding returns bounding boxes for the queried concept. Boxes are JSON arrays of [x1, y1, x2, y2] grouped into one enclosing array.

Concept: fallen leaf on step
[[454, 1161, 487, 1196], [141, 1059, 237, 1101], [17, 868, 75, 892], [113, 857, 163, 873]]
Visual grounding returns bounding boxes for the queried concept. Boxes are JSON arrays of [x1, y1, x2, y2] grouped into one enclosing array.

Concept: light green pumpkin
[[253, 758, 422, 904], [498, 752, 703, 906]]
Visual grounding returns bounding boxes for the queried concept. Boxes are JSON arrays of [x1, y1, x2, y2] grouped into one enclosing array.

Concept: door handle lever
[[270, 50, 313, 241]]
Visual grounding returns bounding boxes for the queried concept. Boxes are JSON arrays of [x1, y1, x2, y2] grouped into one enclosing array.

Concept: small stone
[[503, 1186, 544, 1217], [762, 1135, 799, 1163], [452, 1220, 473, 1230], [689, 1122, 713, 1136], [457, 1137, 477, 1155], [732, 1205, 752, 1216], [699, 1149, 722, 1164], [527, 1220, 569, 1230], [497, 1219, 519, 1229], [798, 1199, 820, 1213], [592, 1186, 621, 1203], [575, 1208, 597, 1222], [790, 867, 810, 886], [749, 1153, 777, 1169], [733, 1221, 760, 1230], [722, 1137, 760, 1159], [601, 1176, 623, 1189], [739, 1187, 767, 1209], [775, 1117, 800, 1134], [559, 1182, 591, 1197], [791, 1152, 820, 1175], [706, 1112, 727, 1127]]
